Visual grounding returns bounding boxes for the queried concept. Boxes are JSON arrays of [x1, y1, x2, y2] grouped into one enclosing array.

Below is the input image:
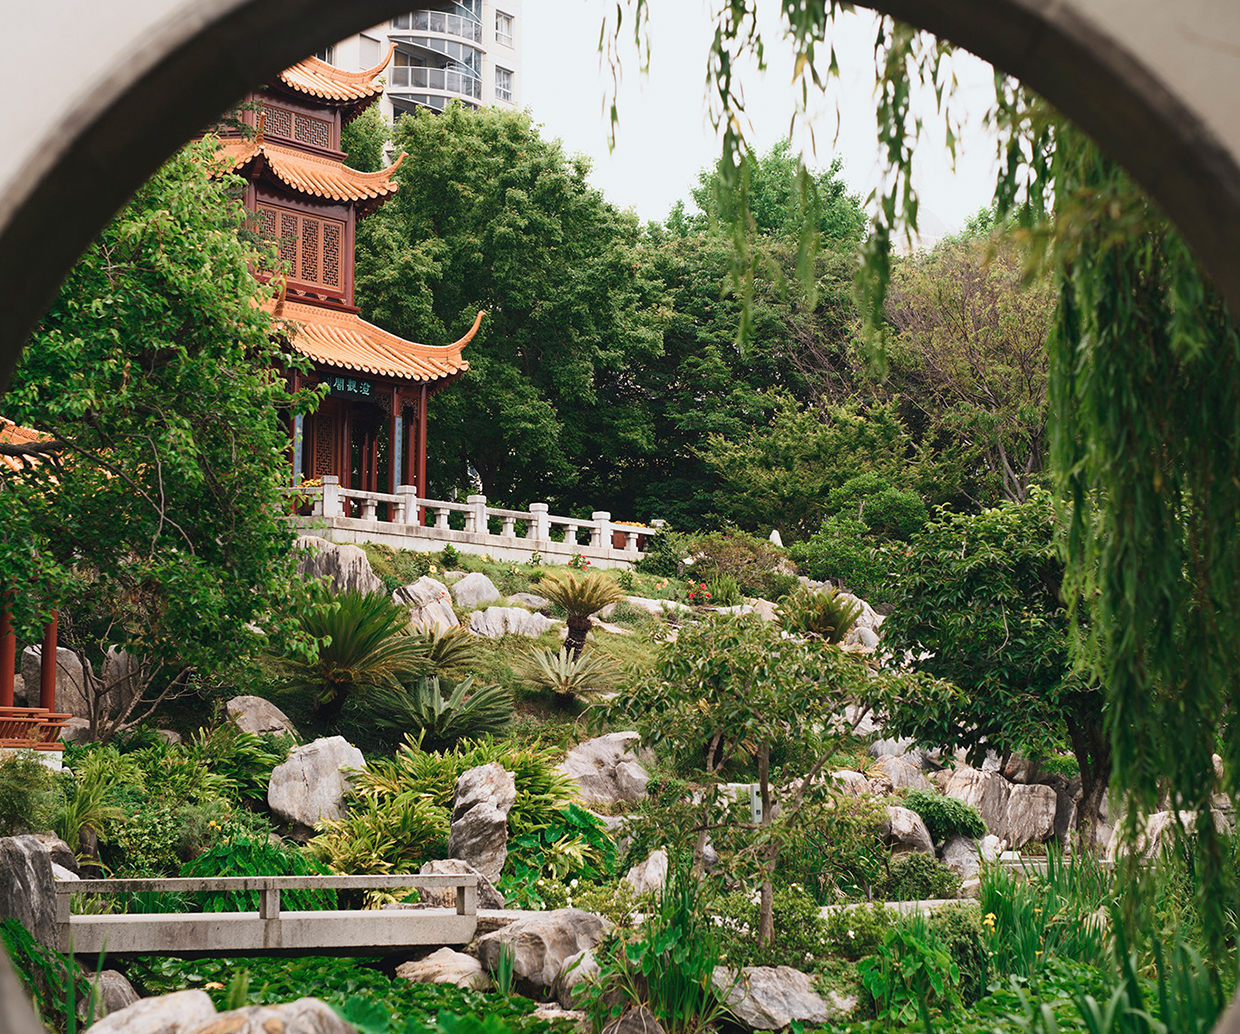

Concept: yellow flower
[[204, 982, 225, 990], [1035, 950, 1043, 957]]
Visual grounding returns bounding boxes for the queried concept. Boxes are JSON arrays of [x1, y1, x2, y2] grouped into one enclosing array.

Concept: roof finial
[[254, 110, 266, 147]]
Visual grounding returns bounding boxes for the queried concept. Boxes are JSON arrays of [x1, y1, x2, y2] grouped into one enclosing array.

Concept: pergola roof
[[217, 136, 405, 214], [273, 300, 480, 386], [276, 48, 395, 121]]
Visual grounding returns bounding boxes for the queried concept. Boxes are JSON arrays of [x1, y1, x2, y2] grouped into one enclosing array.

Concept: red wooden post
[[0, 591, 14, 708], [39, 612, 58, 711], [417, 385, 429, 524]]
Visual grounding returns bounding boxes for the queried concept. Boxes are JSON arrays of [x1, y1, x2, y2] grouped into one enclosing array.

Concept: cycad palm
[[538, 570, 625, 657], [280, 589, 431, 721], [521, 647, 619, 706]]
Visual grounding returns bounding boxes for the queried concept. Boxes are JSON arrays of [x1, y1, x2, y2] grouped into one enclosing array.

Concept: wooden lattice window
[[262, 104, 333, 149], [257, 204, 345, 292], [314, 414, 333, 475]]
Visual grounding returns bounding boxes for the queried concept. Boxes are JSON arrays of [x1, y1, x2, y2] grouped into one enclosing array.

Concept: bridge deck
[[56, 874, 479, 958]]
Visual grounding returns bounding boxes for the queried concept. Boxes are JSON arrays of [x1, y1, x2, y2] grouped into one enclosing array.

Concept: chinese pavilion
[[217, 50, 478, 497]]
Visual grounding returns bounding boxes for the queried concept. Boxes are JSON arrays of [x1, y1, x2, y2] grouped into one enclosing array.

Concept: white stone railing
[[282, 476, 662, 569]]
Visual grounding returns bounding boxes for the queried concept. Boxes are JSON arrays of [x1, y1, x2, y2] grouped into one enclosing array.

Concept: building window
[[359, 35, 381, 68], [315, 45, 336, 64], [495, 67, 514, 103], [495, 11, 514, 47], [257, 205, 344, 292]]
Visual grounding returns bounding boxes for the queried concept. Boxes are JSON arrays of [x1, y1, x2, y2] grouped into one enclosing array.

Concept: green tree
[[353, 104, 665, 510], [879, 489, 1110, 842], [1, 139, 317, 740], [340, 104, 391, 174]]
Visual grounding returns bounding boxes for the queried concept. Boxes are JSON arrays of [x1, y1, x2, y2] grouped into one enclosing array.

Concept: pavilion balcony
[[283, 477, 660, 570]]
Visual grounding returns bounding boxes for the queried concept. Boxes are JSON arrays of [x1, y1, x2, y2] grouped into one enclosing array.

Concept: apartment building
[[325, 1, 522, 123]]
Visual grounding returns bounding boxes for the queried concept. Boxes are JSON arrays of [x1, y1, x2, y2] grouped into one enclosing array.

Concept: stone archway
[[2, 1, 1238, 390]]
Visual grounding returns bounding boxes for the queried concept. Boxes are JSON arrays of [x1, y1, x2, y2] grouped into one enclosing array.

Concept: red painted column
[[417, 385, 429, 524], [0, 592, 14, 708], [39, 612, 57, 711]]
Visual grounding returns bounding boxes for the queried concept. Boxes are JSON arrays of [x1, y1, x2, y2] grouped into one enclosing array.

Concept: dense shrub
[[788, 516, 897, 603], [875, 852, 963, 901], [682, 528, 787, 596], [903, 788, 988, 843], [928, 902, 987, 1005], [779, 585, 863, 642], [822, 901, 897, 960], [635, 529, 689, 577], [181, 834, 337, 911], [715, 883, 828, 968], [777, 795, 890, 902], [827, 473, 929, 540], [0, 754, 62, 836]]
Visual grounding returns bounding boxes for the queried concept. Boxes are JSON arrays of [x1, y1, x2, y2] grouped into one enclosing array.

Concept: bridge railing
[[282, 477, 663, 569]]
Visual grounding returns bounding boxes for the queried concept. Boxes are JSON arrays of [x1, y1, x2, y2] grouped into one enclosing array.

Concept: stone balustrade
[[282, 477, 661, 569]]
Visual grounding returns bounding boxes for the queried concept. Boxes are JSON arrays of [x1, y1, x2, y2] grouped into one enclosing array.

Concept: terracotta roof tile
[[272, 300, 480, 385], [0, 418, 53, 473], [218, 137, 405, 209], [278, 48, 394, 104]]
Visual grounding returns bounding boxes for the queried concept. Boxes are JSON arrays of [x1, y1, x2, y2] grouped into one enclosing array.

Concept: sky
[[521, 2, 1002, 243]]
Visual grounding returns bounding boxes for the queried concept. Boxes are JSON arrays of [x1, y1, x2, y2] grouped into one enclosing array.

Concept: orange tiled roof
[[0, 418, 53, 473], [217, 136, 405, 212], [277, 48, 394, 105], [273, 300, 480, 385]]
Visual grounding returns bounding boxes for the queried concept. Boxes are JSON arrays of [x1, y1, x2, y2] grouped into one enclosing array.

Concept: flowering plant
[[570, 553, 591, 571], [685, 581, 712, 605]]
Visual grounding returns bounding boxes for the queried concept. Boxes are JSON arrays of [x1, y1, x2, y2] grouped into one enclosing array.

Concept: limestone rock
[[397, 948, 489, 990], [30, 832, 79, 874], [60, 717, 93, 745], [21, 645, 88, 717], [510, 592, 550, 612], [83, 989, 217, 1034], [624, 849, 668, 896], [417, 859, 505, 910], [448, 763, 516, 880], [267, 737, 364, 830], [0, 835, 59, 946], [1105, 809, 1232, 860], [713, 965, 843, 1029], [559, 733, 649, 805], [186, 997, 352, 1034], [393, 577, 458, 635], [883, 806, 934, 856], [556, 948, 601, 1009], [93, 970, 140, 1018], [602, 1006, 665, 1034], [944, 767, 1012, 840], [225, 695, 296, 737], [477, 908, 612, 992], [872, 754, 932, 791], [1055, 790, 1078, 842], [940, 834, 1001, 878], [869, 737, 917, 760], [469, 606, 555, 638], [831, 770, 870, 797], [451, 572, 501, 609], [618, 596, 691, 617], [1005, 783, 1058, 849], [294, 535, 384, 596], [100, 647, 141, 717]]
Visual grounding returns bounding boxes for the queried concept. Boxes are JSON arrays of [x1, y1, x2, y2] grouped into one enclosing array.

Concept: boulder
[[559, 733, 649, 805], [477, 908, 612, 993], [99, 647, 141, 718], [417, 859, 505, 910], [156, 730, 182, 746], [712, 965, 845, 1029], [31, 832, 79, 874], [602, 1006, 665, 1034], [1105, 809, 1232, 860], [267, 736, 364, 830], [0, 834, 61, 946], [83, 989, 217, 1034], [1005, 784, 1058, 849], [469, 607, 556, 638], [882, 806, 934, 856], [294, 535, 384, 596], [841, 704, 882, 738], [872, 754, 931, 791], [624, 849, 668, 896], [21, 645, 88, 717], [944, 767, 1012, 840], [1054, 790, 1078, 842], [92, 971, 140, 1018], [448, 763, 516, 880], [940, 834, 1001, 878], [59, 717, 94, 745], [556, 948, 601, 1009], [510, 592, 551, 612], [868, 737, 917, 760], [225, 695, 296, 737], [393, 577, 458, 635], [396, 948, 489, 990], [186, 998, 353, 1034], [618, 596, 691, 617], [831, 770, 871, 797], [451, 572, 501, 609]]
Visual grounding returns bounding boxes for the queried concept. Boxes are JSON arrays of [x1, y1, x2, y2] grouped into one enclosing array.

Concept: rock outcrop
[[451, 573, 501, 609], [416, 858, 505, 910], [393, 577, 458, 634], [882, 806, 934, 856], [469, 607, 555, 638], [624, 849, 668, 896], [83, 990, 217, 1034], [448, 763, 516, 880], [396, 948, 489, 990], [0, 835, 59, 946], [267, 737, 364, 830], [713, 965, 851, 1030], [477, 908, 612, 994], [225, 695, 296, 737], [559, 733, 649, 805], [294, 535, 384, 596]]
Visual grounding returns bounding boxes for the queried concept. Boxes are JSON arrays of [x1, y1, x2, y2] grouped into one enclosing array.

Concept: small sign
[[327, 376, 374, 399]]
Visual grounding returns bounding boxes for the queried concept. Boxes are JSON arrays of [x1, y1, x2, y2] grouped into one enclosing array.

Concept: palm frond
[[520, 647, 619, 703], [536, 570, 626, 621]]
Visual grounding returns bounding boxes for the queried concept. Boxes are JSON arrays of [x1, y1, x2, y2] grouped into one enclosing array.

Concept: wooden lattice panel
[[257, 205, 346, 293], [314, 414, 333, 475], [262, 104, 294, 139], [293, 112, 332, 149]]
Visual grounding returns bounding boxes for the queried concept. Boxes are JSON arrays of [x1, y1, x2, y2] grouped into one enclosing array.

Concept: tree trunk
[[565, 617, 590, 659], [1067, 715, 1112, 850], [757, 742, 776, 947]]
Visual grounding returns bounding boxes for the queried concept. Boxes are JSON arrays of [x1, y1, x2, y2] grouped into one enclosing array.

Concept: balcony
[[389, 65, 482, 101], [390, 10, 482, 44]]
